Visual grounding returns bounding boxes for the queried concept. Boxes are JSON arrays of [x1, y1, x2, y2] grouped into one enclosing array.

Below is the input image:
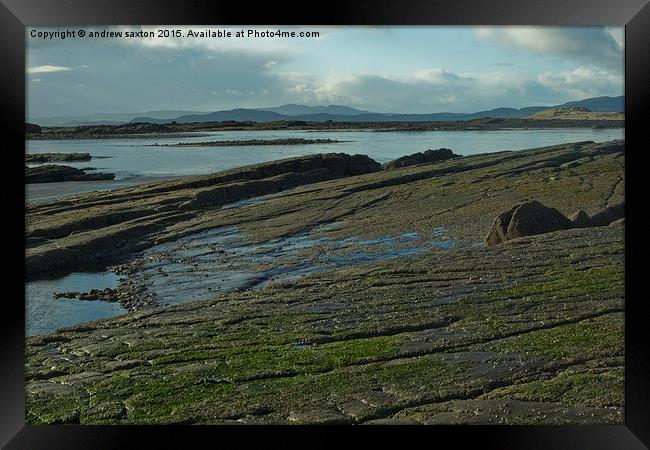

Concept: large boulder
[[485, 206, 516, 247], [486, 200, 572, 246], [384, 148, 458, 170], [589, 202, 625, 227], [569, 210, 592, 228]]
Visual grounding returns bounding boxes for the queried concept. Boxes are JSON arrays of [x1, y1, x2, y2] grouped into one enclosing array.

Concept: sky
[[26, 26, 624, 118]]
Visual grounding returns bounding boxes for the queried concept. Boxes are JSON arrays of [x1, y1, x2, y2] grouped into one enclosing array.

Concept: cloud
[[27, 65, 72, 74], [27, 46, 299, 116], [475, 27, 623, 71], [25, 26, 625, 118], [271, 66, 622, 113], [537, 67, 623, 99]]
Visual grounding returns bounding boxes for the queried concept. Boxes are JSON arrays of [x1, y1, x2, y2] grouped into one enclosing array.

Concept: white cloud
[[271, 65, 622, 113], [537, 67, 623, 99], [27, 65, 72, 74], [475, 27, 623, 71]]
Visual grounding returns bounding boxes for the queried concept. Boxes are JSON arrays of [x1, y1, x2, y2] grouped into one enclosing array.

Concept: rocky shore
[[25, 139, 624, 425]]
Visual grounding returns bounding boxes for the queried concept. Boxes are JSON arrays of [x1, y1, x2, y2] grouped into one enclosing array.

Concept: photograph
[[21, 23, 631, 427]]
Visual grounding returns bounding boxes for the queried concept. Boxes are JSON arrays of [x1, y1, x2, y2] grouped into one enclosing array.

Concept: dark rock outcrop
[[486, 200, 572, 246], [179, 153, 381, 209], [384, 148, 459, 170], [26, 123, 42, 134], [26, 165, 115, 184], [25, 153, 92, 163], [589, 202, 625, 227]]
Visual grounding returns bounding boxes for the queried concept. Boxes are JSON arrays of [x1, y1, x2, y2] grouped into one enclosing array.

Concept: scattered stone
[[54, 288, 118, 302]]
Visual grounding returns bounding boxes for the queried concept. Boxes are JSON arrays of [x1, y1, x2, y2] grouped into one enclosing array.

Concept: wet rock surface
[[26, 227, 624, 425], [26, 152, 381, 277], [26, 141, 623, 278], [104, 224, 459, 309], [25, 139, 624, 424]]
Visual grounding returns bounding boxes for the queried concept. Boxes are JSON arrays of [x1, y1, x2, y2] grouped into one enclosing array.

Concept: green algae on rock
[[25, 140, 625, 425]]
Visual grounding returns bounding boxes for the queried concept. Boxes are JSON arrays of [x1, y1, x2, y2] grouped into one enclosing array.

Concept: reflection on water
[[131, 223, 458, 307], [26, 272, 125, 336], [25, 224, 459, 335]]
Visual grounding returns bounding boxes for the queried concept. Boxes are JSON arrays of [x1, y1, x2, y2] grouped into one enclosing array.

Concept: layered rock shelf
[[25, 139, 625, 425]]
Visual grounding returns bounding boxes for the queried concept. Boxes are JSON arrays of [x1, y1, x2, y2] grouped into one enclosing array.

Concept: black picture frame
[[2, 0, 648, 447]]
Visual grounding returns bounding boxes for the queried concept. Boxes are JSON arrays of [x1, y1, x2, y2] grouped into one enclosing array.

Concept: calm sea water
[[26, 272, 125, 336], [26, 128, 623, 201]]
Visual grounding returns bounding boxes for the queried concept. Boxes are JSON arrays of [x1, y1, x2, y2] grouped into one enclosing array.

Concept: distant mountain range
[[31, 96, 624, 126]]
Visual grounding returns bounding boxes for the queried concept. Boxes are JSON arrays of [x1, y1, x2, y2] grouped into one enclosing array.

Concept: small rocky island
[[26, 152, 115, 184], [26, 152, 92, 163], [26, 165, 115, 184], [150, 138, 343, 147]]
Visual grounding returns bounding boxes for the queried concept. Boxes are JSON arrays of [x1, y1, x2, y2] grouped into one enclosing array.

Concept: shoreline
[[25, 140, 624, 281], [26, 119, 624, 140], [26, 175, 179, 204]]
